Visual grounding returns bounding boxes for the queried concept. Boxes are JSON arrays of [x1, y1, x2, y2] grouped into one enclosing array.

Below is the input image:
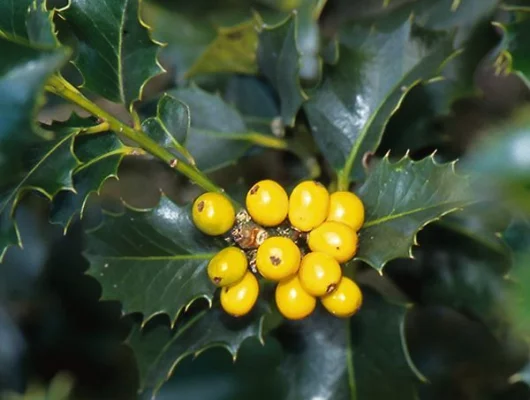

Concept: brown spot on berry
[[314, 181, 324, 187], [270, 255, 281, 266], [336, 246, 340, 250], [326, 283, 337, 294], [250, 185, 259, 195], [197, 201, 205, 212], [213, 277, 222, 284]]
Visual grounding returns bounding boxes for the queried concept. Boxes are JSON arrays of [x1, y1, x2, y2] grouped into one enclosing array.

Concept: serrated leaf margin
[[354, 151, 475, 272]]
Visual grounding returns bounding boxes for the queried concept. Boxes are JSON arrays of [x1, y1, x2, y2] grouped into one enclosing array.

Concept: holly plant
[[2, 0, 530, 399]]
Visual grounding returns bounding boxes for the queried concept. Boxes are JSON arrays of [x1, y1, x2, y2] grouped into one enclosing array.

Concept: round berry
[[321, 277, 362, 317], [246, 180, 289, 227], [298, 252, 342, 296], [275, 275, 316, 320], [256, 237, 301, 281], [220, 271, 259, 317], [207, 247, 248, 287], [288, 180, 330, 232], [192, 192, 235, 236], [307, 221, 358, 263], [327, 191, 365, 231]]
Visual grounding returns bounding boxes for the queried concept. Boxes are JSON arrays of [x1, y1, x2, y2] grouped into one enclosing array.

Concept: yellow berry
[[220, 271, 259, 317], [298, 252, 342, 296], [288, 180, 330, 232], [327, 191, 365, 231], [207, 247, 248, 287], [321, 277, 362, 317], [246, 180, 288, 227], [192, 193, 235, 236], [307, 221, 358, 263], [275, 275, 316, 320], [256, 237, 301, 281]]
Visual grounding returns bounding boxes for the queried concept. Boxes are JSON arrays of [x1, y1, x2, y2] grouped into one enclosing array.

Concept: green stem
[[79, 121, 110, 135], [337, 169, 350, 191], [45, 75, 223, 195], [245, 132, 288, 150]]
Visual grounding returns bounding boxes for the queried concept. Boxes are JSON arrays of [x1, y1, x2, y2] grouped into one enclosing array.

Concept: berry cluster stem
[[45, 74, 224, 195]]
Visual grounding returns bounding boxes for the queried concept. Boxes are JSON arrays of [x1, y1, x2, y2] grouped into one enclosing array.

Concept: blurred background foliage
[[3, 0, 530, 399]]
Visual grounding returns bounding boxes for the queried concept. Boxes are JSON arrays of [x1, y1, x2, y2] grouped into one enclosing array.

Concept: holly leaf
[[26, 0, 59, 47], [437, 206, 512, 268], [169, 86, 253, 172], [257, 14, 307, 127], [304, 9, 455, 183], [0, 0, 31, 39], [414, 0, 498, 33], [154, 336, 284, 399], [224, 75, 280, 134], [85, 196, 226, 322], [495, 18, 530, 87], [355, 154, 473, 272], [127, 305, 269, 397], [186, 20, 259, 78], [50, 132, 134, 232], [387, 222, 510, 337], [59, 0, 163, 107], [0, 37, 70, 260], [276, 288, 422, 400], [142, 93, 195, 165]]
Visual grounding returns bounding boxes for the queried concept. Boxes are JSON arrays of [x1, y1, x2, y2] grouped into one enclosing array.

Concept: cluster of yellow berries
[[191, 180, 365, 320]]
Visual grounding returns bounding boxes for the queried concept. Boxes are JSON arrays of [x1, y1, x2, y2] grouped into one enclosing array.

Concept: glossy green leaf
[[437, 206, 512, 267], [388, 221, 510, 337], [26, 0, 59, 46], [257, 14, 307, 127], [304, 10, 455, 183], [142, 1, 282, 83], [142, 93, 194, 165], [169, 86, 252, 172], [59, 0, 163, 107], [296, 0, 326, 82], [85, 196, 225, 322], [0, 0, 57, 46], [128, 305, 269, 397], [156, 337, 284, 400], [0, 0, 32, 39], [0, 37, 70, 260], [224, 75, 280, 134], [378, 81, 453, 157], [355, 154, 473, 271], [187, 20, 259, 78], [276, 288, 422, 399], [414, 0, 498, 34], [50, 132, 132, 231]]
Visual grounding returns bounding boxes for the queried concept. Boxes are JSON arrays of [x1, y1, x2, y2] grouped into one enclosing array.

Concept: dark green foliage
[[2, 1, 530, 399]]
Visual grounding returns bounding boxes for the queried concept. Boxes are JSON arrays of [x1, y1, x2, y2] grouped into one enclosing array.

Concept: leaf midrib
[[117, 0, 127, 103], [363, 200, 469, 228]]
